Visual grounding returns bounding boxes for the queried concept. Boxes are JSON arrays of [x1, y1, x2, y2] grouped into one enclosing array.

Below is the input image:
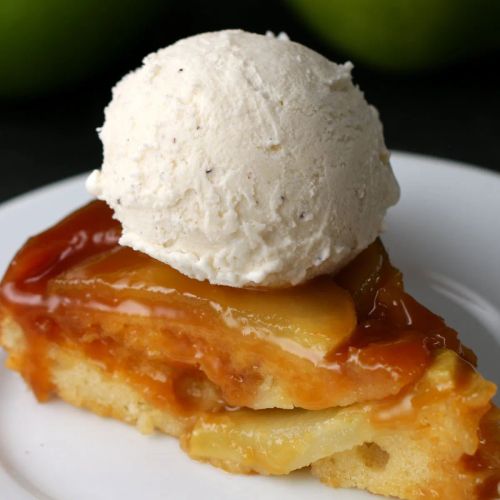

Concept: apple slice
[[53, 246, 357, 358]]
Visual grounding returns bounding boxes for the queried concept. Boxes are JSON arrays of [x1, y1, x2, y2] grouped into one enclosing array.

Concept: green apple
[[0, 0, 166, 97], [287, 0, 500, 71]]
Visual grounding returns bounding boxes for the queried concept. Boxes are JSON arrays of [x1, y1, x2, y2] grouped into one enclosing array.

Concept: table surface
[[1, 0, 499, 204]]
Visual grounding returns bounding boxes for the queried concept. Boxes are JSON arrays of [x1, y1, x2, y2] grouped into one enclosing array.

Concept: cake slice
[[1, 200, 498, 499]]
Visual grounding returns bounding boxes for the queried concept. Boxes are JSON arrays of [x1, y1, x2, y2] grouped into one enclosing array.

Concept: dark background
[[1, 1, 499, 204]]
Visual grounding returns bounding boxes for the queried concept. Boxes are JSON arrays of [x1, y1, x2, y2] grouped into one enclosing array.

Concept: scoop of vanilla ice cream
[[87, 29, 399, 288]]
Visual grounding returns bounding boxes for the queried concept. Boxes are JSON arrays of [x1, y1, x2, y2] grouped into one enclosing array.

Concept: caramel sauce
[[334, 239, 475, 365], [0, 202, 120, 400]]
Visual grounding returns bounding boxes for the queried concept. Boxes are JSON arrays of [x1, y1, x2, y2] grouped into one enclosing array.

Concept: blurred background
[[0, 0, 499, 203]]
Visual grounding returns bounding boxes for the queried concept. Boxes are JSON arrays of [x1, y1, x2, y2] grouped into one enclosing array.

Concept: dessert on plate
[[0, 30, 499, 499]]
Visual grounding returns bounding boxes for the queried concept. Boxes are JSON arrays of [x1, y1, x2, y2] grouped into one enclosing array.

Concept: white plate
[[0, 151, 499, 500]]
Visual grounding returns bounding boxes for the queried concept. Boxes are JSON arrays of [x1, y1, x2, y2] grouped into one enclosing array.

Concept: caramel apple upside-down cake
[[1, 30, 498, 499]]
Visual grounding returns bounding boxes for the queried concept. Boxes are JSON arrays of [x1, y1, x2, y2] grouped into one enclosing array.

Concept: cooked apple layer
[[0, 201, 473, 412]]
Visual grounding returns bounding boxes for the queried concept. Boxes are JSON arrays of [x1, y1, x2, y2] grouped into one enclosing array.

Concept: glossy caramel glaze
[[0, 202, 121, 400]]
